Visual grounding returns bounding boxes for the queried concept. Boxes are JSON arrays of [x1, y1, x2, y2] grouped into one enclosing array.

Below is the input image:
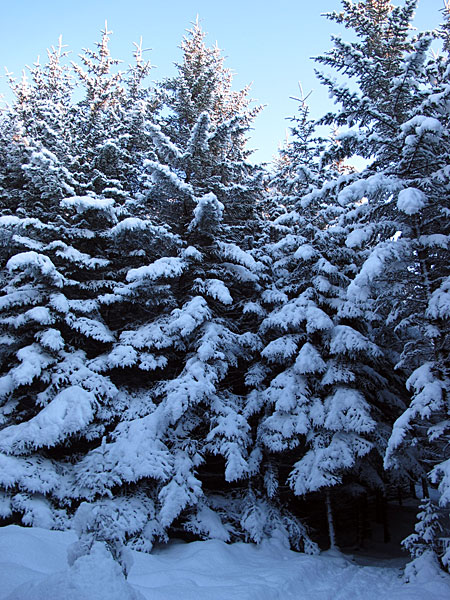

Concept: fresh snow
[[202, 278, 233, 305], [401, 115, 443, 136], [336, 174, 397, 207], [7, 252, 64, 288], [1, 525, 449, 600], [294, 244, 316, 260], [0, 216, 51, 230], [60, 196, 115, 214], [397, 188, 428, 215], [0, 386, 95, 451], [46, 241, 110, 269], [144, 160, 194, 197], [189, 193, 224, 232], [346, 225, 374, 248], [110, 218, 177, 242], [294, 342, 326, 374], [217, 241, 258, 271], [426, 277, 450, 320], [126, 257, 185, 282]]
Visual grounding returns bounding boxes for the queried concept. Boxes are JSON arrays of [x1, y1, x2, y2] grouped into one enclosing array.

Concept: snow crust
[[1, 525, 449, 600]]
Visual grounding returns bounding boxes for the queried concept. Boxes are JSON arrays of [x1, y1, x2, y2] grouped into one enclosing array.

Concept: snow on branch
[[144, 160, 194, 197], [7, 252, 65, 288], [0, 386, 95, 452], [61, 195, 116, 215], [126, 256, 185, 282]]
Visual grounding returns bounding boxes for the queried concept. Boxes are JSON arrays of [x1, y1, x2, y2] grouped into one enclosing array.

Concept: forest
[[0, 0, 448, 587]]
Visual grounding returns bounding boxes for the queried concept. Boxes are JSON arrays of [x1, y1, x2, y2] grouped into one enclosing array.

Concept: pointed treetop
[[162, 18, 259, 133]]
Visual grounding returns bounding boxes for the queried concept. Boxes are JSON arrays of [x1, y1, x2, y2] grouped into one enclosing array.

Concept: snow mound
[[6, 542, 143, 600], [1, 525, 450, 600]]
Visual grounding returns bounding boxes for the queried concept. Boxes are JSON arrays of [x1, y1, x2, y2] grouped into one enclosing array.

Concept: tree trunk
[[326, 490, 337, 551], [421, 476, 429, 499], [375, 490, 390, 543], [357, 493, 370, 549], [382, 497, 390, 544]]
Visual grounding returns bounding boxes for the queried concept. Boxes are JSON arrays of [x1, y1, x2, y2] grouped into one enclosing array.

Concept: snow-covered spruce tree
[[380, 32, 450, 570], [69, 24, 158, 205], [113, 39, 159, 199], [79, 170, 267, 550], [0, 27, 156, 221], [308, 0, 420, 473], [306, 0, 449, 560], [153, 19, 263, 233], [0, 41, 77, 220], [314, 0, 420, 183], [269, 87, 327, 213], [0, 189, 126, 529], [56, 24, 301, 552], [246, 1, 428, 549], [70, 23, 124, 193], [403, 498, 449, 576], [327, 0, 449, 495], [13, 38, 74, 160], [0, 133, 173, 565], [0, 30, 162, 552], [441, 0, 450, 53], [248, 174, 406, 549]]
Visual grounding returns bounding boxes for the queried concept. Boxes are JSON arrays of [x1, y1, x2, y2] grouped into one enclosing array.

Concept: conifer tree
[[307, 0, 449, 560], [0, 41, 76, 219], [153, 20, 263, 231], [269, 87, 327, 217], [255, 0, 444, 550], [403, 499, 449, 575], [0, 28, 162, 556], [251, 171, 405, 548], [47, 22, 281, 552], [0, 193, 122, 529]]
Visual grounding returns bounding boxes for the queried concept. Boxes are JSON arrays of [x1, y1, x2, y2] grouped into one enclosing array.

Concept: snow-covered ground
[[1, 525, 449, 600]]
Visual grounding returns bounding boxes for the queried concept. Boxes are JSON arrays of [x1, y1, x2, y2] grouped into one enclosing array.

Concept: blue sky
[[0, 0, 445, 163]]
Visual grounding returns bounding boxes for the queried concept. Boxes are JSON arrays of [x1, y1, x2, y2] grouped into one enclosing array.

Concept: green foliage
[[0, 3, 449, 571]]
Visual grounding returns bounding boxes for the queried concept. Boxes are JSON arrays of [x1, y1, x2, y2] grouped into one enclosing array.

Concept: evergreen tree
[[81, 149, 268, 549], [315, 0, 418, 168], [153, 20, 263, 231], [308, 0, 449, 562], [268, 87, 327, 217], [250, 173, 404, 548], [0, 194, 120, 529], [3, 4, 449, 565], [0, 28, 162, 557], [403, 499, 449, 574], [42, 22, 283, 553], [0, 41, 76, 219]]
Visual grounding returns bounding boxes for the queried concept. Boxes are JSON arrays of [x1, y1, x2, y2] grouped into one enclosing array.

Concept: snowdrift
[[1, 525, 450, 600]]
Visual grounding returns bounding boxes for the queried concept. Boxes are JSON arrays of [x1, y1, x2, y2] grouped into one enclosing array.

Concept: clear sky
[[0, 0, 445, 164]]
